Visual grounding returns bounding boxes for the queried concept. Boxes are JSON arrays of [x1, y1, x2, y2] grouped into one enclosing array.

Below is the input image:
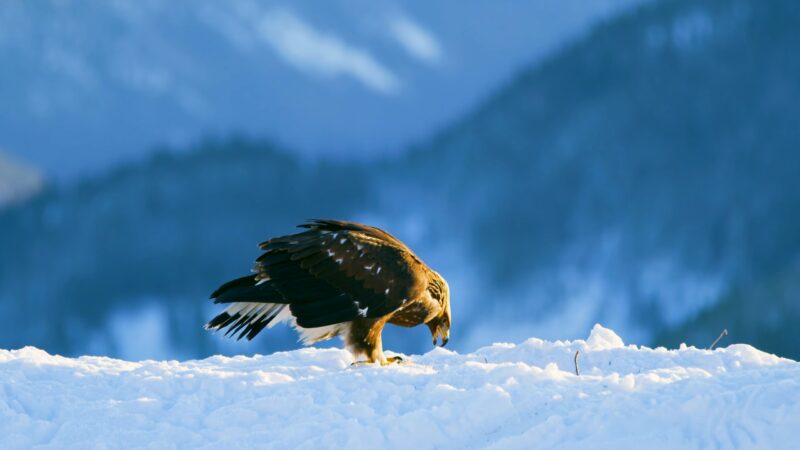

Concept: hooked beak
[[432, 326, 450, 347]]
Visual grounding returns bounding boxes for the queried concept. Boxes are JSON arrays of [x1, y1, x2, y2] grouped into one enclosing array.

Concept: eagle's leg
[[348, 318, 402, 366], [350, 355, 403, 366]]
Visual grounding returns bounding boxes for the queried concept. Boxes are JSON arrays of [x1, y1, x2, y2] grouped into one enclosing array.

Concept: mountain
[[392, 0, 800, 351], [658, 263, 800, 357], [0, 143, 372, 358], [1, 0, 799, 359], [0, 151, 45, 208], [393, 0, 800, 343], [0, 0, 643, 180]]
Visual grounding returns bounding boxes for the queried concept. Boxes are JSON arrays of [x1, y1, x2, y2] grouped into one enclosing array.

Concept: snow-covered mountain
[[1, 326, 797, 449], [392, 0, 800, 350], [0, 0, 644, 179], [0, 151, 44, 208], [0, 0, 798, 361]]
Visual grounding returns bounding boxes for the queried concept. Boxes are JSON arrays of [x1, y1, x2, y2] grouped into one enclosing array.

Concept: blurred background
[[1, 0, 799, 361]]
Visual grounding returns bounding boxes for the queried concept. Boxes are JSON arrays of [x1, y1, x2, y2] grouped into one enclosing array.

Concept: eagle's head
[[427, 272, 451, 347]]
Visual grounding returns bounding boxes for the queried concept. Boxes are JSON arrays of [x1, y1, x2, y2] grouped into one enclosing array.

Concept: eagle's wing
[[239, 220, 429, 329]]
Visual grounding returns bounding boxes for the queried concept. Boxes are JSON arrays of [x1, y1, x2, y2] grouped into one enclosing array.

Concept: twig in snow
[[707, 329, 728, 350], [574, 350, 580, 376]]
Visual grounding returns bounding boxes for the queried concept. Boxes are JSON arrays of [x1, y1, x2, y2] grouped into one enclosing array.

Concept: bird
[[205, 219, 451, 365]]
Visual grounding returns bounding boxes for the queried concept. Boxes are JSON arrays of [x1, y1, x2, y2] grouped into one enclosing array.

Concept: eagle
[[205, 219, 451, 365]]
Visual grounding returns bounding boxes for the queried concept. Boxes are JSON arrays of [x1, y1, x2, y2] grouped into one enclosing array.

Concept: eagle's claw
[[384, 356, 404, 365], [350, 355, 405, 367]]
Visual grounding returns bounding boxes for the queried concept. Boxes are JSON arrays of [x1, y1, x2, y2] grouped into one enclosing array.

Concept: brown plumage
[[205, 219, 451, 365]]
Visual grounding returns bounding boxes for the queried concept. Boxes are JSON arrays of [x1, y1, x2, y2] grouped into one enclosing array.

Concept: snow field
[[1, 325, 797, 449]]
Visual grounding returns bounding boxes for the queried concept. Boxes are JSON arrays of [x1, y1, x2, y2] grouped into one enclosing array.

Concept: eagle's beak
[[435, 326, 450, 347], [430, 323, 450, 347]]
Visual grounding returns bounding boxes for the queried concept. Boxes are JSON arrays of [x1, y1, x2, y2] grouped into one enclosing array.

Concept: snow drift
[[1, 325, 797, 449]]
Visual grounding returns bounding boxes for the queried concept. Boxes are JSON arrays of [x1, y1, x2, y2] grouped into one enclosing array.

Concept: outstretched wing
[[211, 219, 430, 331]]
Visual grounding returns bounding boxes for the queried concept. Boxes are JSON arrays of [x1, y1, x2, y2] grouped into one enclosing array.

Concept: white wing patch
[[268, 305, 294, 328], [294, 322, 351, 345], [205, 302, 290, 331], [211, 302, 350, 345]]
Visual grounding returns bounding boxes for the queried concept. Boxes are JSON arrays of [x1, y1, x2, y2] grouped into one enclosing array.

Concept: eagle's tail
[[210, 274, 284, 304], [206, 275, 289, 340]]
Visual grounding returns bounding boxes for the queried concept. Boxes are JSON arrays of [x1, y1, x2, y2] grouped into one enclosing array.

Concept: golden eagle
[[205, 219, 451, 365]]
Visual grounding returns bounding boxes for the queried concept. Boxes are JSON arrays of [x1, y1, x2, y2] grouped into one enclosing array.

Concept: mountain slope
[[0, 151, 44, 208], [0, 0, 643, 179], [0, 143, 372, 357], [0, 0, 799, 359], [386, 0, 800, 349]]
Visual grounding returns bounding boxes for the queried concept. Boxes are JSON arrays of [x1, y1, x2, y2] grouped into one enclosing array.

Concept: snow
[[1, 325, 797, 449], [0, 151, 44, 208], [108, 301, 178, 361], [389, 15, 442, 64], [584, 323, 624, 349], [1, 0, 648, 180], [257, 9, 400, 94]]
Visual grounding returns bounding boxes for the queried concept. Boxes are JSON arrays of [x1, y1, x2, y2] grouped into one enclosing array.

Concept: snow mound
[[1, 326, 798, 449], [585, 323, 625, 349]]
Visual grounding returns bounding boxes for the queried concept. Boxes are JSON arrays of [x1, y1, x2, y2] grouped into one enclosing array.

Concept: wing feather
[[212, 280, 283, 304], [209, 219, 434, 336], [286, 222, 429, 318]]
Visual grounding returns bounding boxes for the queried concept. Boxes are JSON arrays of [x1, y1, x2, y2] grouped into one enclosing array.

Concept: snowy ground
[[1, 325, 797, 450]]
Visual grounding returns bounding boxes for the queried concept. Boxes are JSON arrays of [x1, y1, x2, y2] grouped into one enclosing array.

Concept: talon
[[351, 360, 375, 367], [384, 356, 404, 365]]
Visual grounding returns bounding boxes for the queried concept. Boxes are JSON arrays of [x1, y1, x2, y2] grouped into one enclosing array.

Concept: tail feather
[[206, 311, 241, 330], [210, 274, 286, 304], [210, 275, 257, 299], [205, 302, 288, 341]]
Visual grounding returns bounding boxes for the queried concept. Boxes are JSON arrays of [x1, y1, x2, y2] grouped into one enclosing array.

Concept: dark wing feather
[[296, 219, 412, 250], [210, 274, 286, 305], [210, 275, 258, 299], [257, 220, 430, 323], [209, 219, 432, 334]]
